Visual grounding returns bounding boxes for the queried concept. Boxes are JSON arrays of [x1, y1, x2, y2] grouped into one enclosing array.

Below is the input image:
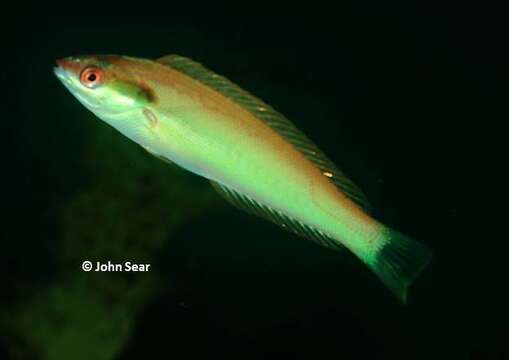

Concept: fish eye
[[80, 66, 104, 88]]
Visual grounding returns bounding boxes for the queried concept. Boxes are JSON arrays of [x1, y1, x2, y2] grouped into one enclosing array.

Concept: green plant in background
[[1, 120, 219, 360]]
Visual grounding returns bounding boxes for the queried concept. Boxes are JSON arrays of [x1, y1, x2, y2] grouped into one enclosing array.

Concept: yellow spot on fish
[[323, 171, 333, 178]]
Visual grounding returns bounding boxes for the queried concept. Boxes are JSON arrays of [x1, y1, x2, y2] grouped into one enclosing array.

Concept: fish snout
[[55, 57, 83, 76]]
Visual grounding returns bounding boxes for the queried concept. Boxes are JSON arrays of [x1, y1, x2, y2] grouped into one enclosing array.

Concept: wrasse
[[54, 54, 431, 303]]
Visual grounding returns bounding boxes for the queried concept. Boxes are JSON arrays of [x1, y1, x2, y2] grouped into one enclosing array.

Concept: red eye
[[80, 66, 104, 88]]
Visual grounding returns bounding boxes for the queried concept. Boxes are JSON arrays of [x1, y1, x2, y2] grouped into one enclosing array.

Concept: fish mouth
[[53, 57, 83, 83], [53, 65, 70, 83], [55, 57, 82, 74], [53, 59, 75, 87]]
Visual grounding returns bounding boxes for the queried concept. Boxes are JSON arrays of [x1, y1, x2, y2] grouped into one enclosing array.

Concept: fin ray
[[371, 227, 432, 304], [156, 54, 372, 213], [210, 181, 344, 252]]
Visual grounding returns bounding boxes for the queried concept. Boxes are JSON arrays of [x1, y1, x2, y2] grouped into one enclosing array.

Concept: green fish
[[54, 54, 431, 303]]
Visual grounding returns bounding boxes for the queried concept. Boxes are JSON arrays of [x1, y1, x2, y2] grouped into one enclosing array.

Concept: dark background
[[1, 3, 507, 359]]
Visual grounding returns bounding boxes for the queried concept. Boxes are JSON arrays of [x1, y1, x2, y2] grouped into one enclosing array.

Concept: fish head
[[54, 55, 160, 146], [54, 55, 154, 117]]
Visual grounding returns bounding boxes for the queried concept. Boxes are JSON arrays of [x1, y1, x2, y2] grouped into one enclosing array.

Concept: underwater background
[[1, 3, 507, 359]]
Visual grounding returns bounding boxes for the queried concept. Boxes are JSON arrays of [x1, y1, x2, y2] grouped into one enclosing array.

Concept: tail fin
[[370, 227, 432, 304]]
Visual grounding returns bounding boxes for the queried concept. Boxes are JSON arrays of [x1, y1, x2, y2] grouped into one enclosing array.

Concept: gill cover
[[106, 79, 154, 109]]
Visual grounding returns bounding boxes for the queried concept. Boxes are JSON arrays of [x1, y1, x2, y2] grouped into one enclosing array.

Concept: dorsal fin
[[210, 181, 344, 252], [157, 54, 372, 213]]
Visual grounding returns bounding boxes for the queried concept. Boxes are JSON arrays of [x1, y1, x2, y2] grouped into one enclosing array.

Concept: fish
[[54, 54, 432, 303]]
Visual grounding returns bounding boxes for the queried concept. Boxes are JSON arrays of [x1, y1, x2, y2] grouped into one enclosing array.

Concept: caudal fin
[[370, 227, 432, 304]]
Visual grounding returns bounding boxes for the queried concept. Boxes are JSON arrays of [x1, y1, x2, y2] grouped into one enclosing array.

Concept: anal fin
[[210, 181, 344, 252]]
